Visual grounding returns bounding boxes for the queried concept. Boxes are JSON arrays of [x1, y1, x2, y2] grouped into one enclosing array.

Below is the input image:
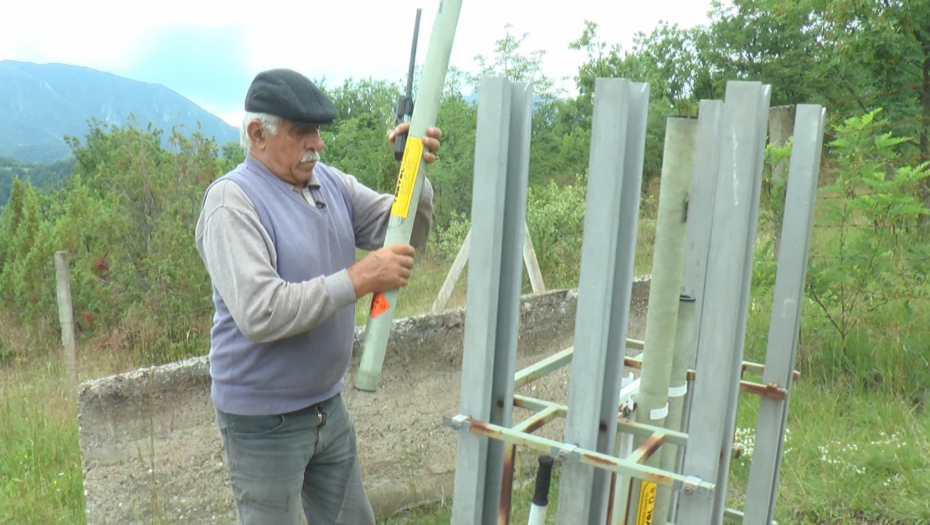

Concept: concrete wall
[[77, 279, 650, 524]]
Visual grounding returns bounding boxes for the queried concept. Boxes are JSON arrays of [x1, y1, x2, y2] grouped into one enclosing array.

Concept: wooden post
[[523, 222, 546, 294], [432, 222, 545, 313], [54, 251, 78, 395], [432, 229, 472, 313]]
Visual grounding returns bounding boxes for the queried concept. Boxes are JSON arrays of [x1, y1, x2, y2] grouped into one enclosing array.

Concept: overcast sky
[[2, 0, 718, 126]]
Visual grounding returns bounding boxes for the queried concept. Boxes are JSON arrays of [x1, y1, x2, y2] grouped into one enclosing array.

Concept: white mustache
[[301, 150, 321, 163]]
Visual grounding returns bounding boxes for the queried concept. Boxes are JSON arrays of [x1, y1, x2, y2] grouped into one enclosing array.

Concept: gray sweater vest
[[205, 160, 357, 415]]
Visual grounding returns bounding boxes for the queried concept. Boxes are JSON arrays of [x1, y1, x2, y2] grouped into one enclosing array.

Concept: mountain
[[0, 60, 239, 163]]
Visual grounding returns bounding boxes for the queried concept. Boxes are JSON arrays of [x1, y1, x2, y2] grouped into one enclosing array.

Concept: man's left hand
[[388, 123, 442, 163]]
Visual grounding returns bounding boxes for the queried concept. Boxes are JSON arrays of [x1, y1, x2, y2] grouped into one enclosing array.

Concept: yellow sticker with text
[[391, 136, 424, 218], [636, 481, 656, 525]]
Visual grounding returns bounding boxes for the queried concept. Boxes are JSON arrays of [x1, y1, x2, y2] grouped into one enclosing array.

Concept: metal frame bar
[[742, 104, 826, 524], [451, 77, 515, 525], [448, 326, 811, 523], [491, 80, 535, 525], [451, 77, 535, 525], [446, 415, 713, 495], [673, 81, 772, 525], [715, 80, 773, 516], [516, 344, 796, 398], [722, 507, 781, 525], [514, 340, 797, 392], [556, 77, 650, 525], [446, 338, 803, 516], [609, 373, 639, 525], [511, 394, 690, 447]]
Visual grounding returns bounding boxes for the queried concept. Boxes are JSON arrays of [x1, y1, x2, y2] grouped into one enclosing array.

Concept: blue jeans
[[215, 393, 376, 525]]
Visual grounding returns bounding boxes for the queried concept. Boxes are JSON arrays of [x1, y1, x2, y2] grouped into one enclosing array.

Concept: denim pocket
[[221, 412, 286, 437]]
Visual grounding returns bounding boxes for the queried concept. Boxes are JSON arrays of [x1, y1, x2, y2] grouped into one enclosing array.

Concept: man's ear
[[247, 121, 265, 149]]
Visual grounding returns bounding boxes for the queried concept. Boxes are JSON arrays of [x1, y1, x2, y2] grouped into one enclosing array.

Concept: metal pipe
[[610, 373, 637, 525], [444, 414, 715, 495], [610, 422, 636, 525], [556, 78, 650, 525], [654, 294, 696, 522], [355, 0, 464, 392], [624, 357, 798, 391], [499, 444, 516, 525], [513, 344, 796, 391], [628, 116, 698, 523], [511, 393, 692, 447], [499, 407, 560, 524]]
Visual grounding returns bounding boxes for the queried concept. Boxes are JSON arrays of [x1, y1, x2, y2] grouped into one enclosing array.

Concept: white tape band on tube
[[668, 384, 688, 398], [650, 403, 669, 420]]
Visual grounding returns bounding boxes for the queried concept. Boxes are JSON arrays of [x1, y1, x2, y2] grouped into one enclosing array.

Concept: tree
[[470, 24, 581, 183], [822, 0, 930, 226], [472, 24, 555, 91], [316, 78, 403, 192], [801, 109, 930, 352], [0, 177, 26, 274], [568, 21, 684, 182], [218, 140, 245, 174], [428, 66, 478, 228], [0, 156, 75, 207], [0, 182, 45, 312]]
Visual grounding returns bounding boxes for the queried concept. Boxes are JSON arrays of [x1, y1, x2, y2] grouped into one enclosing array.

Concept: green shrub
[[525, 176, 588, 288], [753, 108, 930, 394]]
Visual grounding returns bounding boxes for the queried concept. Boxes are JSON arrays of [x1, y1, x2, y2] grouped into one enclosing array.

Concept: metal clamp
[[551, 443, 578, 461], [443, 414, 470, 430], [680, 476, 711, 498]]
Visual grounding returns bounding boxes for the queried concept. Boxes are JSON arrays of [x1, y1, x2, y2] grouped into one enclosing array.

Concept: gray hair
[[240, 112, 281, 151]]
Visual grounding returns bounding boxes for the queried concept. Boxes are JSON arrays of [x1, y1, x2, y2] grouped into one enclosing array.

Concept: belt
[[289, 395, 338, 427]]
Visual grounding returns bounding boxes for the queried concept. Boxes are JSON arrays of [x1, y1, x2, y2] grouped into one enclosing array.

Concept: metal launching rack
[[443, 76, 826, 525]]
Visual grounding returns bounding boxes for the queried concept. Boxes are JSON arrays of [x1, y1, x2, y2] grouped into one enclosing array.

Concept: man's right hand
[[347, 244, 417, 299]]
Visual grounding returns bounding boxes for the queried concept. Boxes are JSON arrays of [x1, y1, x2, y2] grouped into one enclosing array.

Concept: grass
[[0, 357, 85, 523], [2, 181, 930, 523], [727, 380, 930, 524], [379, 370, 930, 524]]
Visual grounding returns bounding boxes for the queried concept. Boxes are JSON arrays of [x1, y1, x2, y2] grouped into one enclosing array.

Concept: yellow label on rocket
[[391, 137, 423, 218], [636, 481, 656, 525]]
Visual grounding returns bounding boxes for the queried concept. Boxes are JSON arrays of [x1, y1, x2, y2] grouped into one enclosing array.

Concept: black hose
[[532, 455, 554, 507]]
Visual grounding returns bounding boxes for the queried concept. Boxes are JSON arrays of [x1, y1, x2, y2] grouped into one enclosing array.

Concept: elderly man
[[195, 68, 441, 525]]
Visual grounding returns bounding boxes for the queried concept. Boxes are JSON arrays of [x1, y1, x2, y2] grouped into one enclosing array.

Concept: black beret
[[244, 69, 338, 127]]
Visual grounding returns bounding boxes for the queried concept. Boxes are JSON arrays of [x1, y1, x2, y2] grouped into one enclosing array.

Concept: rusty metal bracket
[[443, 413, 715, 499]]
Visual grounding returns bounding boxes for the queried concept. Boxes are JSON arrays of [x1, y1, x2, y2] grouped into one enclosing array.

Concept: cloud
[[2, 0, 717, 120], [113, 24, 254, 112], [1, 0, 247, 69], [214, 109, 246, 128]]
